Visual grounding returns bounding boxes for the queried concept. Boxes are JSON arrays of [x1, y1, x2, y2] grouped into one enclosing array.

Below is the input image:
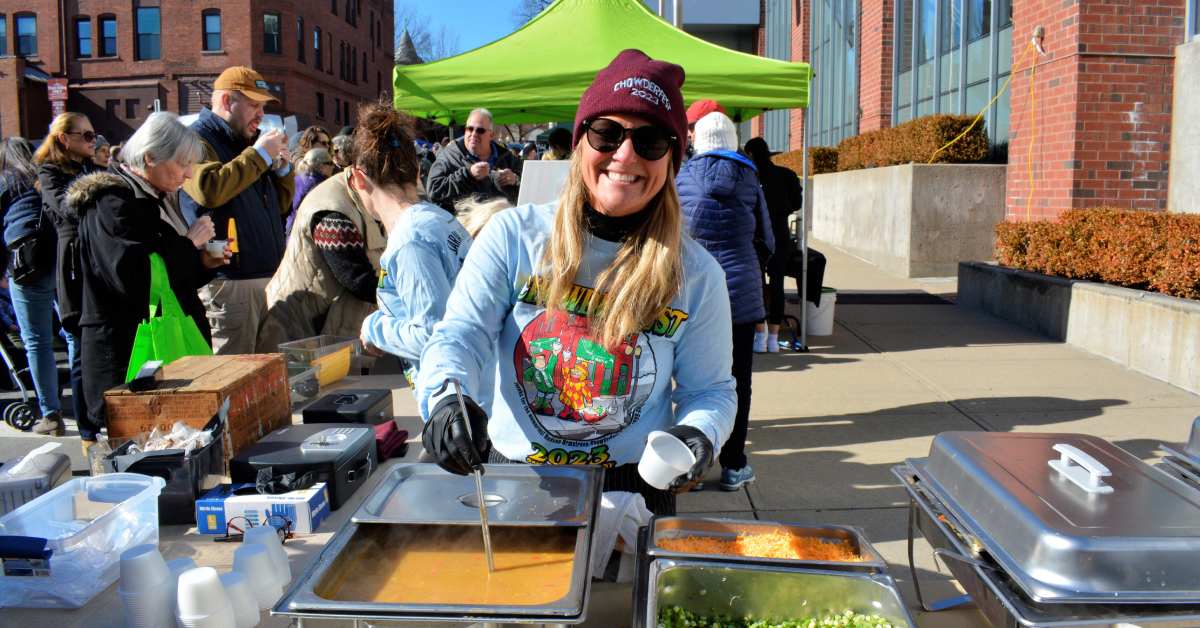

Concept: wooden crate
[[105, 354, 291, 473]]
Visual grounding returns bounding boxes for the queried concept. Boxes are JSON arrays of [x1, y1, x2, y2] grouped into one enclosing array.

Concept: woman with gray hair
[[68, 111, 231, 446]]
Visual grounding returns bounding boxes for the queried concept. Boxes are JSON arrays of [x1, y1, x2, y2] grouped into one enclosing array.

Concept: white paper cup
[[176, 567, 235, 627], [243, 526, 291, 587], [119, 544, 171, 593], [206, 240, 228, 256], [220, 570, 261, 628], [233, 543, 283, 610], [638, 430, 697, 490]]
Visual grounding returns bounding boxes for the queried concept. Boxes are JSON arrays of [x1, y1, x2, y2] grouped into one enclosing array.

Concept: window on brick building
[[331, 0, 337, 16], [317, 92, 325, 119], [296, 17, 305, 61], [135, 7, 160, 60], [15, 14, 37, 57], [99, 16, 117, 57], [105, 99, 120, 119], [343, 100, 349, 124], [809, 0, 858, 146], [202, 10, 221, 52], [0, 17, 6, 57], [263, 12, 281, 54], [314, 27, 322, 69], [327, 32, 333, 73], [362, 51, 367, 82], [1191, 0, 1199, 40], [75, 17, 92, 58], [334, 97, 341, 123], [126, 98, 140, 119], [894, 0, 1011, 143]]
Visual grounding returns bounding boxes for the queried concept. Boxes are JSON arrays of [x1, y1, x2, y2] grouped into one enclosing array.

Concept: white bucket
[[805, 287, 838, 336]]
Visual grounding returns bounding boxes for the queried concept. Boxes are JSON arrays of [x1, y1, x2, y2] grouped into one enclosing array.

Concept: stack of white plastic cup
[[119, 544, 176, 628], [637, 430, 697, 490], [167, 557, 198, 613], [219, 570, 261, 628], [176, 566, 236, 628], [242, 526, 291, 588], [233, 543, 284, 610]]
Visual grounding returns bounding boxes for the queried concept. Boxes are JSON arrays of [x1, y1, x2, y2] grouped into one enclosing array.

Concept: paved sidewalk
[[2, 239, 1198, 627]]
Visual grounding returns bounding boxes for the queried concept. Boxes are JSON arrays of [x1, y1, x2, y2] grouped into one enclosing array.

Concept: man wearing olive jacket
[[181, 66, 295, 354]]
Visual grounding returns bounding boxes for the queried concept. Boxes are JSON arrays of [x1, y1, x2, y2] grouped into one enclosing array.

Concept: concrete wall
[[812, 164, 1007, 277], [960, 262, 1200, 395], [1170, 39, 1200, 214]]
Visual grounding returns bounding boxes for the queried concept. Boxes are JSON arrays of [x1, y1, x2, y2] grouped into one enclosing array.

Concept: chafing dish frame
[[894, 463, 1200, 628], [272, 465, 603, 625]]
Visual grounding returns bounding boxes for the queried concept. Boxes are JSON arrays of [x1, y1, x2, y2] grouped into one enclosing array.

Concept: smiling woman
[[416, 49, 737, 518]]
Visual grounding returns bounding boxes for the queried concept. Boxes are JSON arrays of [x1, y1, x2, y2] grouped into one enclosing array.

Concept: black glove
[[665, 425, 713, 494], [422, 393, 491, 475]]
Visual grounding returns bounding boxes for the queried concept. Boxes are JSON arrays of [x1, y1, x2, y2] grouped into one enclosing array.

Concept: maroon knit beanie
[[573, 49, 688, 169]]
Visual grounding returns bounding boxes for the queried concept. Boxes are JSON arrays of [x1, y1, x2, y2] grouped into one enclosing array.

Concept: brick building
[[0, 0, 394, 142], [748, 0, 1189, 218]]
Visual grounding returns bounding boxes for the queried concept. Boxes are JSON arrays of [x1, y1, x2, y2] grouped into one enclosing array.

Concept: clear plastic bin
[[279, 335, 360, 386], [0, 473, 165, 608]]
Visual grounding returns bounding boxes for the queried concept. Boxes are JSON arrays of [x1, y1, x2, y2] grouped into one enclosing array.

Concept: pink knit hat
[[573, 49, 688, 168]]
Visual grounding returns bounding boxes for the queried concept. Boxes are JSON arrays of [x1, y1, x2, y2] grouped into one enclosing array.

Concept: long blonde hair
[[539, 149, 683, 348], [455, 196, 512, 239], [33, 112, 89, 168]]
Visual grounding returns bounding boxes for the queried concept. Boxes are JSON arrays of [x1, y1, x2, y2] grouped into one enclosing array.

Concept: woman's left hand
[[665, 425, 714, 494]]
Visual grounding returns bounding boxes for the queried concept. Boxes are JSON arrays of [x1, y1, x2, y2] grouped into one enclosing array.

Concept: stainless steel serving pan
[[274, 463, 603, 624], [894, 462, 1200, 627], [909, 432, 1200, 604], [353, 463, 601, 526], [643, 559, 915, 628], [645, 515, 887, 572]]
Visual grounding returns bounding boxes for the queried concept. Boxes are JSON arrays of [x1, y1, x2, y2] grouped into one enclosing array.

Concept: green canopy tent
[[392, 0, 812, 125]]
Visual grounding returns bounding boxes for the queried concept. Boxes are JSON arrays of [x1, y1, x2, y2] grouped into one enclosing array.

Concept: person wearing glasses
[[677, 111, 774, 492], [424, 107, 523, 214], [27, 112, 101, 438], [416, 50, 736, 516], [295, 125, 332, 164]]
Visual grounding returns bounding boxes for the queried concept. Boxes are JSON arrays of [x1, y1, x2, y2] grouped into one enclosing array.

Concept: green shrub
[[836, 114, 989, 171], [995, 209, 1200, 300]]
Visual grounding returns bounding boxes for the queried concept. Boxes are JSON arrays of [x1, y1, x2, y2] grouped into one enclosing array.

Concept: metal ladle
[[452, 379, 494, 572]]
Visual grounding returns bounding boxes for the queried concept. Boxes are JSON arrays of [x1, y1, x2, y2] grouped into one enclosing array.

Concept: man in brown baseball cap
[[180, 65, 294, 354], [213, 66, 279, 104]]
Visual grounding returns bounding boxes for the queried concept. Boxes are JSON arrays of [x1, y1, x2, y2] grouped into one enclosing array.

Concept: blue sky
[[398, 0, 528, 57]]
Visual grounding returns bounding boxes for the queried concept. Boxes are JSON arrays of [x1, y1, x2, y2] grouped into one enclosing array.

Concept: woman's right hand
[[187, 215, 215, 248], [422, 391, 491, 475]]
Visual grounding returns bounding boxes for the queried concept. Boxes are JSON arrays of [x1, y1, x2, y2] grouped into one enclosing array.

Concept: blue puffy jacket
[[677, 150, 775, 325]]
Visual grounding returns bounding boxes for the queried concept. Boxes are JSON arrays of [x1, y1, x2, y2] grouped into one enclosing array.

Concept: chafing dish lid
[[352, 463, 600, 526], [910, 432, 1200, 602]]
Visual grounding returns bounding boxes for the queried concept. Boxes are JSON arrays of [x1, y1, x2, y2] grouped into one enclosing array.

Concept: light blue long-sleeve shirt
[[417, 202, 737, 468], [361, 201, 474, 390]]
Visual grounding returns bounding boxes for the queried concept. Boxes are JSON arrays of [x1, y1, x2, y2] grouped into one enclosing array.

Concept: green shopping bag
[[124, 253, 213, 382]]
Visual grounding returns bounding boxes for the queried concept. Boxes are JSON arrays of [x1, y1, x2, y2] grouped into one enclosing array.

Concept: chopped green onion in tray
[[658, 606, 897, 628]]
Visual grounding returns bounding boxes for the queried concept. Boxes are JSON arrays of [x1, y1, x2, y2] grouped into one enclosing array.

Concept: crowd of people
[[0, 51, 804, 514]]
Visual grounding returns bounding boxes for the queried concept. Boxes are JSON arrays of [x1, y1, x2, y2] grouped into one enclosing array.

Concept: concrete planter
[[959, 261, 1200, 395], [812, 163, 1006, 277]]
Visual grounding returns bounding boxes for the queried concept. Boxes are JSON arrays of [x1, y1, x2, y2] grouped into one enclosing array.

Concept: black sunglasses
[[66, 130, 97, 142], [464, 125, 490, 135], [583, 118, 675, 161]]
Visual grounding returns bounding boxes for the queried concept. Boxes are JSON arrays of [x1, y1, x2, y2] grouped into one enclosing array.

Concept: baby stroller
[[0, 329, 38, 431]]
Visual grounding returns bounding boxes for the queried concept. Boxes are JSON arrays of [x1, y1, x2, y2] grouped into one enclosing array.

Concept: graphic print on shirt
[[514, 309, 657, 443]]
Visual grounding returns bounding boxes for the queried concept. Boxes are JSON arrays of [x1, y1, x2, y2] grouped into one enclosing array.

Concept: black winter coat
[[69, 169, 213, 356], [37, 159, 98, 330]]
